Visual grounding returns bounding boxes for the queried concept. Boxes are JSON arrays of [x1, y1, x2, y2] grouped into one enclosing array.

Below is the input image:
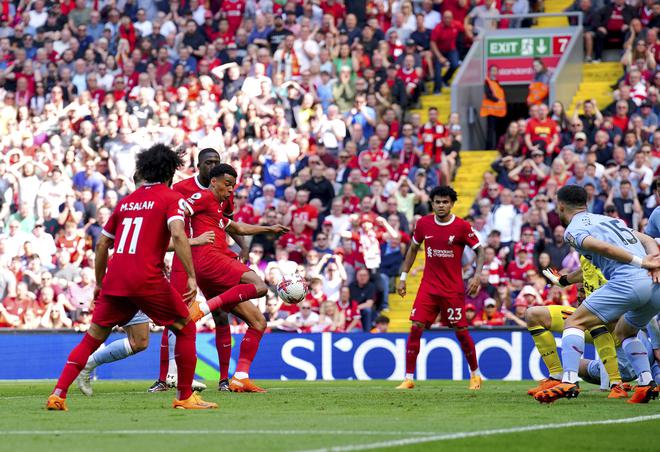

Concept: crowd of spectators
[[0, 0, 477, 333], [0, 0, 655, 334], [471, 0, 660, 326]]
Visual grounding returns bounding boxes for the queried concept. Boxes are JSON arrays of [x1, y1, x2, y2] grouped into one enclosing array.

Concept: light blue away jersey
[[564, 212, 648, 281], [644, 206, 660, 237]]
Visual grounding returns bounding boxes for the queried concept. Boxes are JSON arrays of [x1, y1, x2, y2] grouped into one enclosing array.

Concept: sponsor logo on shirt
[[427, 247, 454, 258]]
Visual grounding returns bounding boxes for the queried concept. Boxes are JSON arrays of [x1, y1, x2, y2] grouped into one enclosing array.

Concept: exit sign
[[485, 35, 572, 83], [487, 36, 571, 57]]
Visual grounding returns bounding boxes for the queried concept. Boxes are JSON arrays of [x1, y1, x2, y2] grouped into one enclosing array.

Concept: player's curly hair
[[557, 185, 587, 208], [429, 185, 458, 202], [209, 163, 238, 179], [135, 144, 183, 184]]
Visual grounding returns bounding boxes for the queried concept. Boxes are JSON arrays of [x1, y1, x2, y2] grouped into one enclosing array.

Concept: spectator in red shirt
[[524, 104, 560, 163], [505, 248, 536, 291], [337, 286, 362, 332], [594, 0, 634, 61], [278, 217, 313, 264], [429, 11, 463, 94], [474, 297, 505, 326]]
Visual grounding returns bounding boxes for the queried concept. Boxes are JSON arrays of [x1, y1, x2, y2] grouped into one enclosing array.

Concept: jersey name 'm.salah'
[[186, 189, 236, 258], [101, 183, 186, 296], [412, 214, 480, 296]]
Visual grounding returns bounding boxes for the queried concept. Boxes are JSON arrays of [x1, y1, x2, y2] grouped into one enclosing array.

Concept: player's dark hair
[[135, 144, 182, 184], [556, 185, 587, 208], [429, 185, 458, 203], [209, 163, 238, 179], [198, 148, 219, 164]]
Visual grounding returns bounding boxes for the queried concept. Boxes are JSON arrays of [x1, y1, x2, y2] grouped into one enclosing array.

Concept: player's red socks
[[173, 321, 197, 400], [207, 284, 258, 312], [216, 325, 232, 380], [455, 329, 478, 371], [405, 324, 424, 375], [53, 333, 104, 397], [159, 329, 169, 382], [236, 327, 264, 374]]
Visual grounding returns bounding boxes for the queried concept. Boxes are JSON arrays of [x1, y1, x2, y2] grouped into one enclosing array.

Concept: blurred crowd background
[[0, 0, 657, 334]]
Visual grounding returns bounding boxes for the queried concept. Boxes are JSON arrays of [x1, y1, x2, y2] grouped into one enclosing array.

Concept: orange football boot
[[627, 384, 658, 404], [469, 374, 482, 390], [607, 383, 629, 399], [173, 392, 218, 409], [527, 378, 561, 396], [229, 376, 267, 393], [46, 394, 68, 411], [534, 382, 581, 404], [396, 379, 415, 389], [188, 300, 205, 323]]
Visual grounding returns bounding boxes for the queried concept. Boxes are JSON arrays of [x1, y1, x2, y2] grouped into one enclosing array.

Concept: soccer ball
[[277, 274, 308, 304]]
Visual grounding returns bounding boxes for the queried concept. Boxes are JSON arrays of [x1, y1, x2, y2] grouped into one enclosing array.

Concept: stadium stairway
[[536, 0, 574, 28], [568, 62, 623, 115]]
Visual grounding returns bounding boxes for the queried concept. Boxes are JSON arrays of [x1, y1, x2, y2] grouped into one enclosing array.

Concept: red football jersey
[[419, 121, 448, 163], [336, 299, 362, 331], [221, 0, 245, 33], [185, 190, 236, 260], [412, 214, 480, 296], [101, 183, 186, 296], [278, 232, 313, 264]]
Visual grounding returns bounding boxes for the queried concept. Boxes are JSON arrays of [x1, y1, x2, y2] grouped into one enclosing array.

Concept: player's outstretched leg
[[227, 301, 267, 393], [47, 326, 109, 411], [78, 321, 150, 396], [212, 310, 232, 391], [171, 321, 217, 409], [190, 284, 258, 322], [455, 327, 482, 390], [526, 307, 562, 395], [397, 322, 424, 389]]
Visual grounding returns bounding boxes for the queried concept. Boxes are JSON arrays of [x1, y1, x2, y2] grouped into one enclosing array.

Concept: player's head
[[429, 185, 457, 218], [556, 184, 587, 226], [196, 148, 221, 186], [135, 144, 182, 185], [209, 163, 238, 202]]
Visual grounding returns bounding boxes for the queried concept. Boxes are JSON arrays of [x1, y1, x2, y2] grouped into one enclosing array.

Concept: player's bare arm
[[226, 221, 289, 236], [467, 245, 485, 296], [169, 219, 197, 305], [93, 234, 113, 300], [398, 240, 420, 297], [581, 235, 660, 271], [165, 231, 215, 251]]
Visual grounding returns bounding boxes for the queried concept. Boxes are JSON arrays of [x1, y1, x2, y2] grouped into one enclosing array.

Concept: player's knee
[[129, 336, 149, 353], [525, 307, 542, 326], [251, 314, 267, 332], [253, 280, 268, 298]]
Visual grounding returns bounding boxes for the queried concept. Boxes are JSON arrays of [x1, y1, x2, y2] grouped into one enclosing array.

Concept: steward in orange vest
[[481, 66, 507, 149], [481, 72, 507, 118]]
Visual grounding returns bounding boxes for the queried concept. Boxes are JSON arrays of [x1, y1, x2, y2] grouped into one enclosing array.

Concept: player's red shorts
[[92, 283, 189, 327], [410, 283, 468, 328], [190, 253, 251, 299]]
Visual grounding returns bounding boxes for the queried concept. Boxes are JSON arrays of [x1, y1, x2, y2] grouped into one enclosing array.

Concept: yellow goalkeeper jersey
[[580, 255, 607, 297]]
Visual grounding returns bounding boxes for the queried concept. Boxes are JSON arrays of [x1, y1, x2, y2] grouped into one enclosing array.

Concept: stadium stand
[[0, 0, 657, 337]]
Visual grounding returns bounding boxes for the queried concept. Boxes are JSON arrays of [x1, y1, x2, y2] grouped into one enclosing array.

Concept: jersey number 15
[[603, 220, 638, 245]]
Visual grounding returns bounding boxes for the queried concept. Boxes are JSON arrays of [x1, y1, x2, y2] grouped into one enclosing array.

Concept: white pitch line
[[0, 430, 437, 437], [294, 414, 660, 452]]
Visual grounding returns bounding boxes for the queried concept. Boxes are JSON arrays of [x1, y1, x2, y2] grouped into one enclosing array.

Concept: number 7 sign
[[552, 36, 572, 54]]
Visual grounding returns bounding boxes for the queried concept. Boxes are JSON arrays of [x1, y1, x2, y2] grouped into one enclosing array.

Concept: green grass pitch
[[1, 380, 659, 451]]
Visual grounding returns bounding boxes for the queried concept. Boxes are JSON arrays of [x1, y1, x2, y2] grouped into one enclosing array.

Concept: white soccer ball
[[277, 274, 308, 304]]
